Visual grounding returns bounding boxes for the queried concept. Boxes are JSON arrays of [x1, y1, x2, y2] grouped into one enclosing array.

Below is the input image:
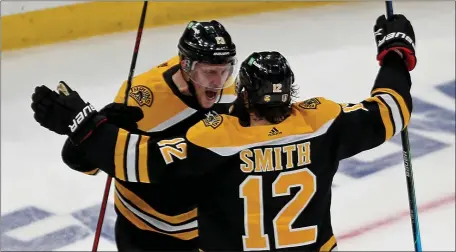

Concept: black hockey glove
[[31, 81, 107, 145], [374, 14, 416, 71], [60, 102, 144, 172], [61, 137, 99, 174], [98, 102, 144, 132]]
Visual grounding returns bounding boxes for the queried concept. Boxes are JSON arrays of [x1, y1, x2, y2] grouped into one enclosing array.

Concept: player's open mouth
[[205, 90, 218, 100]]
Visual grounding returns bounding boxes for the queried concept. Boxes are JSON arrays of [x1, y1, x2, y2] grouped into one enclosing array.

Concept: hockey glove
[[374, 14, 416, 71], [61, 137, 100, 174], [60, 102, 144, 173], [31, 81, 107, 145], [98, 102, 144, 132]]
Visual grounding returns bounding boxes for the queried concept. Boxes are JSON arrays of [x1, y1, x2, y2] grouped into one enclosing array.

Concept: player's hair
[[249, 83, 298, 124]]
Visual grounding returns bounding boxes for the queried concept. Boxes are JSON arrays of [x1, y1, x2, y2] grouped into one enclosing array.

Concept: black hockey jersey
[[80, 52, 412, 251], [65, 56, 237, 241]]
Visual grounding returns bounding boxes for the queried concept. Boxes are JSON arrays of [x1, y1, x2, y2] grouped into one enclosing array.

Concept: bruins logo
[[129, 85, 153, 107], [202, 111, 223, 129], [298, 98, 321, 109]]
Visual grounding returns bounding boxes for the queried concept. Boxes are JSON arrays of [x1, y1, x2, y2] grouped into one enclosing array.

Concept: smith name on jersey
[[72, 56, 237, 241], [79, 53, 412, 251]]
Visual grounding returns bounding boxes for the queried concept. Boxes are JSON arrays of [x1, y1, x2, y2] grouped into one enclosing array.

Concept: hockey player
[[58, 20, 238, 251], [32, 14, 416, 251]]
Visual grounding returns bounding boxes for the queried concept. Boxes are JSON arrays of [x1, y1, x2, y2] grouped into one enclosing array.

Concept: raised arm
[[334, 51, 412, 160], [333, 13, 416, 160], [32, 80, 222, 184], [80, 122, 222, 183]]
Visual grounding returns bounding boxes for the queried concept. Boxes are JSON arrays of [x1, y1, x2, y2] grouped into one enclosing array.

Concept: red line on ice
[[339, 192, 456, 241]]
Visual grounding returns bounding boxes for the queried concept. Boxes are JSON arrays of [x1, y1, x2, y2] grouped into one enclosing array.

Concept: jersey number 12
[[239, 168, 318, 250]]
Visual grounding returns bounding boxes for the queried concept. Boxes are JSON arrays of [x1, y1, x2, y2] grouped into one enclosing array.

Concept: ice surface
[[1, 1, 454, 251]]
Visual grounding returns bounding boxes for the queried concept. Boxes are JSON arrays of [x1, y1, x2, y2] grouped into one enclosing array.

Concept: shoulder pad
[[186, 112, 231, 148], [113, 56, 195, 132], [293, 97, 341, 130], [114, 56, 180, 104]]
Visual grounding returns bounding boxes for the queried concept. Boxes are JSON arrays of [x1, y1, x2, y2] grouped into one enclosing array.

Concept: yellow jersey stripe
[[366, 97, 394, 141], [319, 235, 336, 251], [115, 182, 197, 224], [115, 128, 129, 181], [372, 88, 410, 129], [114, 193, 198, 240]]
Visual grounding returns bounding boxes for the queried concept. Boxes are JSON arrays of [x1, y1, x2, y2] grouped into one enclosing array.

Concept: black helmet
[[178, 20, 237, 73], [236, 51, 295, 108]]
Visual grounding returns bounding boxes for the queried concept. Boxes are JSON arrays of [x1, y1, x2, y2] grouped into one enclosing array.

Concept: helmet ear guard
[[179, 55, 193, 73]]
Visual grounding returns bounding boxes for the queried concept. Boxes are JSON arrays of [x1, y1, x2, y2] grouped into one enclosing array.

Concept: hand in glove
[[31, 81, 107, 144], [98, 102, 144, 132], [374, 14, 416, 71], [61, 101, 144, 172]]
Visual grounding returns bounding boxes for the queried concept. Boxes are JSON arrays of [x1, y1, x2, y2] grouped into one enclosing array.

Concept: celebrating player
[[57, 20, 237, 251], [32, 14, 416, 251]]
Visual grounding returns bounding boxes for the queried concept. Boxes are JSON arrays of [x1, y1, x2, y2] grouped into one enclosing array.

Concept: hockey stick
[[385, 1, 422, 252], [91, 2, 149, 252]]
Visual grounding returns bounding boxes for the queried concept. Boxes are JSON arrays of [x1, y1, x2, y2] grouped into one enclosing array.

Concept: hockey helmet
[[236, 51, 295, 107], [178, 20, 237, 90]]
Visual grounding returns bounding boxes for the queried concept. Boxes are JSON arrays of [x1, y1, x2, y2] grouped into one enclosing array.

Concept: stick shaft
[[92, 2, 149, 251], [385, 2, 422, 251]]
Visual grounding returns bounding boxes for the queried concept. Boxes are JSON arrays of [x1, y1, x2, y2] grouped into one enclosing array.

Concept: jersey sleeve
[[59, 77, 131, 176], [61, 138, 100, 176], [334, 51, 413, 161], [79, 123, 221, 183], [113, 80, 133, 104]]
